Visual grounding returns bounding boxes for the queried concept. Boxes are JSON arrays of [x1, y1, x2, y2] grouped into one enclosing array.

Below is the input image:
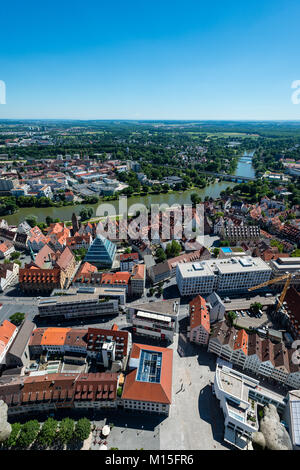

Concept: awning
[[102, 425, 110, 437]]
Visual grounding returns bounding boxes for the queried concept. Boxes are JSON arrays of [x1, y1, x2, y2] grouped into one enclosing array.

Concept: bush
[[9, 312, 25, 326], [10, 251, 20, 260]]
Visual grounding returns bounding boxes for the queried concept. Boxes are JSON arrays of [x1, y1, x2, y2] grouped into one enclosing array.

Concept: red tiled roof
[[33, 244, 55, 268], [77, 261, 97, 275], [0, 320, 17, 355], [285, 287, 300, 336], [41, 328, 71, 346], [122, 343, 173, 405], [101, 272, 131, 286], [0, 241, 13, 253], [55, 247, 74, 271], [120, 252, 139, 261], [234, 329, 248, 355], [189, 295, 210, 333], [131, 264, 145, 280]]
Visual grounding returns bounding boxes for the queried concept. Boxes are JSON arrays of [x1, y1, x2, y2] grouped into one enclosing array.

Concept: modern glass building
[[84, 234, 116, 268]]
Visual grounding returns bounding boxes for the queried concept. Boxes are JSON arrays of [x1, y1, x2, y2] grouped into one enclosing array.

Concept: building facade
[[176, 257, 272, 296]]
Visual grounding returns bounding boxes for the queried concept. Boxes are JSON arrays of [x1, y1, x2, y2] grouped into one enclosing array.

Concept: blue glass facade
[[84, 234, 116, 268]]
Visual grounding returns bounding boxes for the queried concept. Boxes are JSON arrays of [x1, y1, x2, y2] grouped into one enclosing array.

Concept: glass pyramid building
[[84, 234, 116, 268]]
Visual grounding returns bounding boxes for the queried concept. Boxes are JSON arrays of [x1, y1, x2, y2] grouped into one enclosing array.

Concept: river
[[3, 152, 255, 225], [235, 150, 256, 179]]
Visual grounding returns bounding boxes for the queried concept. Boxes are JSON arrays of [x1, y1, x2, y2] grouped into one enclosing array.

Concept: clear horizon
[[1, 0, 300, 120]]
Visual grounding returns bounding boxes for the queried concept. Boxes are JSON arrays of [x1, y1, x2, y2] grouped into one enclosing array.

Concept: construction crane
[[248, 273, 293, 313]]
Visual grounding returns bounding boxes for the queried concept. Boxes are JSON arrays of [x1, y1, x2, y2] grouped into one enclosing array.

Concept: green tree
[[156, 247, 167, 263], [25, 215, 38, 228], [79, 209, 88, 221], [17, 420, 40, 448], [213, 247, 220, 258], [4, 422, 22, 448], [165, 240, 181, 258], [250, 302, 262, 314], [45, 216, 54, 226], [10, 251, 20, 260], [190, 193, 202, 206], [37, 418, 58, 447], [79, 208, 93, 221], [73, 247, 87, 261], [9, 312, 25, 326], [220, 240, 230, 247], [157, 286, 163, 297], [74, 418, 91, 442], [58, 418, 74, 445], [227, 311, 237, 326]]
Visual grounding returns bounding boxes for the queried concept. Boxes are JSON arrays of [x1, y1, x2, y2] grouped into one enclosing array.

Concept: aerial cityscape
[[0, 0, 300, 456]]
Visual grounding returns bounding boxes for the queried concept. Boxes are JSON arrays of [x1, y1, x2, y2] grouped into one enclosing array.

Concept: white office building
[[176, 257, 271, 296], [214, 364, 259, 449], [214, 364, 289, 450]]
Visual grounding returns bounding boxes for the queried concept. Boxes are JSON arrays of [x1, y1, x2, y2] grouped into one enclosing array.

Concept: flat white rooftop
[[177, 257, 271, 277], [215, 257, 271, 274], [177, 261, 215, 278], [136, 310, 171, 324]]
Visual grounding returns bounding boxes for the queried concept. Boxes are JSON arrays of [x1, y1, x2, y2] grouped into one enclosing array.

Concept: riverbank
[[3, 152, 257, 226], [3, 180, 236, 226]]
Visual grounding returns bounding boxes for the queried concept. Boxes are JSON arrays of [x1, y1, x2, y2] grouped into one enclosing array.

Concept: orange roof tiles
[[131, 264, 145, 280], [101, 272, 131, 285], [77, 261, 97, 275], [234, 329, 248, 355], [0, 320, 17, 347], [122, 343, 173, 405], [189, 295, 210, 333], [0, 241, 13, 253], [40, 328, 71, 346], [120, 252, 139, 261]]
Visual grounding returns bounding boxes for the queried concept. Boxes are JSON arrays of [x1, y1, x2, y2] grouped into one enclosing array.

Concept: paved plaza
[[89, 416, 160, 450], [158, 333, 229, 450]]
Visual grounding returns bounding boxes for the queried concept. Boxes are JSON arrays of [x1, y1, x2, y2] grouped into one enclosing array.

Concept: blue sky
[[1, 0, 300, 119]]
